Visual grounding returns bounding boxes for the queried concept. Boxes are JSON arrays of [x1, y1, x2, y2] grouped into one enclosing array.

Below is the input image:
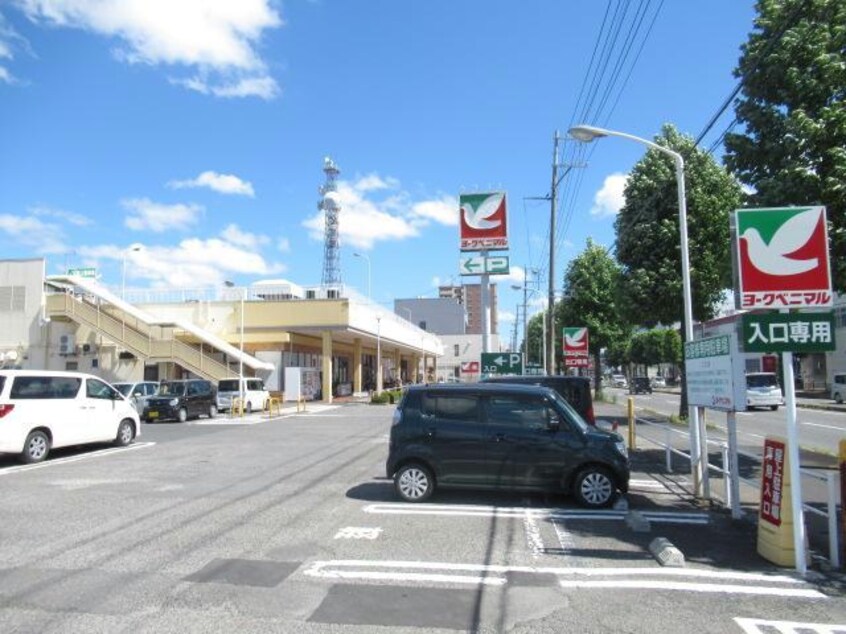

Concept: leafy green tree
[[525, 312, 546, 367], [724, 0, 846, 291], [556, 239, 628, 396], [615, 124, 743, 416]]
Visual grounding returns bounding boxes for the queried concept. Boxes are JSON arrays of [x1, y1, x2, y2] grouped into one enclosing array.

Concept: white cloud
[[431, 276, 442, 288], [0, 213, 68, 253], [220, 223, 269, 249], [302, 175, 458, 250], [123, 198, 203, 232], [590, 173, 627, 218], [80, 237, 285, 288], [30, 205, 93, 226], [498, 310, 516, 323], [169, 170, 255, 196], [277, 237, 290, 252], [15, 0, 283, 98]]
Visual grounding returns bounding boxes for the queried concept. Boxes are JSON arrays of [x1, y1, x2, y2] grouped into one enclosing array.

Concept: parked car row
[[0, 371, 271, 464]]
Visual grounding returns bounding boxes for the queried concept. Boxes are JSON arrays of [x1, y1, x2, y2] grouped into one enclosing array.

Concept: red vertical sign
[[760, 438, 786, 526]]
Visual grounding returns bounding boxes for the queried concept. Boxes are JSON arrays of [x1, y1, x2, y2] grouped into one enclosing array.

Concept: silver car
[[113, 381, 160, 413]]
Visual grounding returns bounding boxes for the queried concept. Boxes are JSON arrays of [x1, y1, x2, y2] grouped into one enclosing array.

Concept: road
[[611, 388, 846, 457], [0, 404, 844, 633]]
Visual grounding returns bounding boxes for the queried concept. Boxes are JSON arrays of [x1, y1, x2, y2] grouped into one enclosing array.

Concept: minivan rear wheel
[[574, 466, 615, 508], [395, 463, 434, 502], [208, 404, 218, 419], [21, 430, 50, 464]]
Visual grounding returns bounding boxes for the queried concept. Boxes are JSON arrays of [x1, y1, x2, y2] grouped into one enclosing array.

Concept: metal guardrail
[[633, 413, 840, 569]]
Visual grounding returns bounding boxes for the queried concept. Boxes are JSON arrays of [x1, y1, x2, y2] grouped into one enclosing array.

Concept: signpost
[[460, 361, 480, 374], [458, 255, 510, 276], [562, 327, 589, 372], [67, 267, 97, 278], [741, 312, 835, 353], [731, 205, 834, 576], [481, 352, 523, 376]]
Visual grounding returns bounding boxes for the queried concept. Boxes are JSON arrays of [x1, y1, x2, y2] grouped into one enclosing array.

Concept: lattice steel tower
[[319, 156, 342, 287]]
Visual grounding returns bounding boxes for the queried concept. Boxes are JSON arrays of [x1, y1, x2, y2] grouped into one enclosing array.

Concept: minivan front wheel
[[208, 404, 218, 419], [395, 463, 434, 502], [115, 419, 135, 447], [22, 430, 50, 464], [177, 408, 188, 423], [574, 467, 615, 508]]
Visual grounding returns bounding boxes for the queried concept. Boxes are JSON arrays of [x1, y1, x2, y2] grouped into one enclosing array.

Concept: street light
[[121, 244, 143, 300], [568, 124, 705, 496], [224, 280, 245, 414], [353, 252, 371, 301], [376, 314, 382, 394]]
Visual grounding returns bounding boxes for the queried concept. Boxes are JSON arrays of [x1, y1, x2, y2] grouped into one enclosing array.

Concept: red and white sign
[[459, 192, 508, 251], [563, 327, 589, 356], [760, 438, 786, 526], [565, 357, 589, 368], [735, 206, 832, 309], [460, 361, 480, 374]]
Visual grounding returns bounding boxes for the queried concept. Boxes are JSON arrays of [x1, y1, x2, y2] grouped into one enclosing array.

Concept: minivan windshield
[[547, 390, 589, 433], [747, 374, 778, 389], [114, 383, 132, 397], [218, 380, 240, 392]]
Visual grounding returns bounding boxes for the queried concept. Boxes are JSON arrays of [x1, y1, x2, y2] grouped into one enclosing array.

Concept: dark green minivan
[[386, 383, 629, 508]]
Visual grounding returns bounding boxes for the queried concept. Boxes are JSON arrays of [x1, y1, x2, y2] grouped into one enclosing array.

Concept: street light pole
[[568, 124, 706, 497], [353, 252, 371, 301], [376, 315, 382, 394]]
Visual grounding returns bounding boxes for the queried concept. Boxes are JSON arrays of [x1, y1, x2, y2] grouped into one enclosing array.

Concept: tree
[[615, 124, 743, 416], [556, 239, 628, 397], [724, 0, 846, 292]]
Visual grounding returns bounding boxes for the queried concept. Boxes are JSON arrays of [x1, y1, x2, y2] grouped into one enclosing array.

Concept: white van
[[0, 370, 140, 463], [217, 377, 269, 413], [832, 373, 846, 404], [745, 372, 784, 411]]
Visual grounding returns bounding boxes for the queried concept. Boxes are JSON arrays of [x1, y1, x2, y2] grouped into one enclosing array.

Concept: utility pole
[[547, 131, 560, 375]]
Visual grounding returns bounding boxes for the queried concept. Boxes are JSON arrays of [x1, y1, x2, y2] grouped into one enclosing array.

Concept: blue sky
[[0, 1, 755, 335]]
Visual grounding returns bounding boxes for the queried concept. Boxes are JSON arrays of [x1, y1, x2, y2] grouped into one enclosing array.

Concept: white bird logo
[[565, 328, 587, 349], [461, 193, 504, 230], [741, 208, 821, 276]]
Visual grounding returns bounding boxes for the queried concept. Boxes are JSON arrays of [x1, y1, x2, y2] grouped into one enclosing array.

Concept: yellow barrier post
[[296, 396, 306, 413], [627, 397, 636, 450], [266, 397, 281, 418]]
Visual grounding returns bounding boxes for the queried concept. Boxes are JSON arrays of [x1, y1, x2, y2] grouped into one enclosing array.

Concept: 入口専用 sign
[[742, 313, 836, 353], [459, 192, 509, 251], [733, 206, 832, 309]]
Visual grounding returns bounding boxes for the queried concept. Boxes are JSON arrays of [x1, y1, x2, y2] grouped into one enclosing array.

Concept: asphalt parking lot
[[0, 401, 844, 633]]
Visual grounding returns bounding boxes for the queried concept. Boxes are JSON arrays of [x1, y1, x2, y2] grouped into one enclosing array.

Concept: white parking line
[[303, 560, 824, 598], [363, 503, 709, 524], [803, 422, 845, 431], [0, 442, 155, 476], [734, 618, 846, 633]]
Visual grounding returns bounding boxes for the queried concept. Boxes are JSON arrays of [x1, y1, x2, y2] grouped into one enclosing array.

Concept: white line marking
[[362, 503, 708, 524], [734, 617, 846, 633], [557, 579, 824, 598], [304, 560, 805, 583], [552, 519, 576, 553], [804, 422, 845, 431], [0, 442, 155, 476], [523, 512, 544, 558], [303, 560, 822, 598], [334, 526, 383, 540]]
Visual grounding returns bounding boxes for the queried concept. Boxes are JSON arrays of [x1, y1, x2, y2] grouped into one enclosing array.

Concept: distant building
[[438, 283, 498, 335], [394, 297, 466, 335]]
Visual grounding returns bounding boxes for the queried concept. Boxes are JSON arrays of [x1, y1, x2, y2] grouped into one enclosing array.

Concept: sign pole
[[480, 249, 490, 354], [726, 411, 742, 519], [782, 346, 807, 575]]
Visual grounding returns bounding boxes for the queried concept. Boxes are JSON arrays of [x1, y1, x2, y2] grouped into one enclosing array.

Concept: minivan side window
[[836, 375, 845, 385], [487, 395, 549, 431], [86, 378, 119, 400], [421, 394, 479, 422], [11, 376, 82, 399], [247, 379, 263, 391]]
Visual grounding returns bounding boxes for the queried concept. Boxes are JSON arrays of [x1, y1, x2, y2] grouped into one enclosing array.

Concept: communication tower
[[319, 157, 342, 288]]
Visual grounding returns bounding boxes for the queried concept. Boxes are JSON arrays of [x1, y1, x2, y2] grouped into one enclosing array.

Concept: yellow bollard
[[627, 397, 636, 450], [265, 397, 281, 418]]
